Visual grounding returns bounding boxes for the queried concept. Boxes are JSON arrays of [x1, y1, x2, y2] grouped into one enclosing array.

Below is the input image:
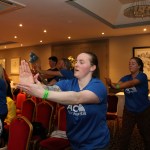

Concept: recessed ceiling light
[[21, 44, 23, 46], [143, 28, 147, 32], [14, 36, 17, 39], [43, 29, 47, 33], [40, 40, 43, 43], [19, 24, 23, 27], [102, 32, 105, 35], [68, 36, 71, 39]]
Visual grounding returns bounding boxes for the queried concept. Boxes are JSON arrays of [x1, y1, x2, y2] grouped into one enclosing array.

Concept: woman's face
[[129, 58, 140, 73], [74, 53, 94, 79]]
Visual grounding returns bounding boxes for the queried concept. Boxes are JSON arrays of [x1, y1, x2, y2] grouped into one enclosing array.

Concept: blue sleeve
[[56, 80, 70, 91], [120, 73, 148, 83], [56, 78, 107, 103], [136, 72, 148, 83], [120, 75, 130, 82], [60, 69, 74, 79], [84, 80, 107, 103]]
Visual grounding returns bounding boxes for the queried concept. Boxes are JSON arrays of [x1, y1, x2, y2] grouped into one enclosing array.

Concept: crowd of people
[[0, 52, 150, 150]]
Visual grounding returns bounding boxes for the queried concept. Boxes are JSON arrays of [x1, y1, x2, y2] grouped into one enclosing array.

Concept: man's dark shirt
[[47, 68, 59, 82]]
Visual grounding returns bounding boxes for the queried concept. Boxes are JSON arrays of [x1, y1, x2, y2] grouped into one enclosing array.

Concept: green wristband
[[116, 84, 120, 89], [42, 89, 49, 99]]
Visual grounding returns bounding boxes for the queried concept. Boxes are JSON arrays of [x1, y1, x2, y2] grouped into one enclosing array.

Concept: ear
[[90, 65, 96, 72]]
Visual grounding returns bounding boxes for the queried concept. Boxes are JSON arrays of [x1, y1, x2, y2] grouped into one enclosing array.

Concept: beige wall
[[51, 39, 109, 83], [109, 34, 150, 83], [0, 44, 52, 83], [0, 33, 150, 87]]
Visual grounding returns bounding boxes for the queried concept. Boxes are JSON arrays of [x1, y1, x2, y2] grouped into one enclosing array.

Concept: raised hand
[[19, 60, 34, 84], [105, 78, 112, 86]]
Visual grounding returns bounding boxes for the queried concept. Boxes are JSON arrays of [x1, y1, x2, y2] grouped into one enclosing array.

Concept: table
[[115, 92, 150, 117], [115, 92, 125, 117]]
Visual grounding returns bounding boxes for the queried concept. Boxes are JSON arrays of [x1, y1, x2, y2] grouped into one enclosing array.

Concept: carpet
[[107, 118, 145, 150]]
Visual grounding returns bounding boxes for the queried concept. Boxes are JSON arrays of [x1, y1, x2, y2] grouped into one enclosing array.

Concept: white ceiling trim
[[67, 0, 150, 28]]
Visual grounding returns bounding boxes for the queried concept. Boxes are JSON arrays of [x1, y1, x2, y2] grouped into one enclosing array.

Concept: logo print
[[125, 87, 137, 94], [67, 104, 86, 116]]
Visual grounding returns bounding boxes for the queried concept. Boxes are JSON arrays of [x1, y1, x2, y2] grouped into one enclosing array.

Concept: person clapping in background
[[0, 66, 8, 148], [106, 57, 150, 150]]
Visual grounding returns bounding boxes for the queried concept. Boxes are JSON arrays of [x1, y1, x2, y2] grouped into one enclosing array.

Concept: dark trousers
[[0, 113, 7, 132], [119, 106, 150, 150], [96, 147, 109, 150], [0, 113, 7, 147]]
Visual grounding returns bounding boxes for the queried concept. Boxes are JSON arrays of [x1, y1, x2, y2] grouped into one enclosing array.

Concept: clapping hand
[[18, 60, 45, 97], [19, 60, 34, 84], [105, 78, 112, 87]]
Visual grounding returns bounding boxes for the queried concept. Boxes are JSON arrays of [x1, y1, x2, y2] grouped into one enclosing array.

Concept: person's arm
[[116, 79, 140, 89], [47, 79, 57, 86], [39, 70, 61, 76], [46, 88, 99, 105], [105, 77, 140, 89], [17, 82, 99, 105], [18, 60, 99, 105], [38, 69, 63, 78]]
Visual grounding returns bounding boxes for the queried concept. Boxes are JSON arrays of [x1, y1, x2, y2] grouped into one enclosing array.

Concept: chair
[[47, 101, 59, 131], [30, 100, 54, 150], [31, 96, 42, 104], [21, 98, 36, 122], [16, 92, 27, 115], [57, 106, 67, 131], [107, 94, 119, 137], [7, 116, 33, 150], [39, 106, 70, 150]]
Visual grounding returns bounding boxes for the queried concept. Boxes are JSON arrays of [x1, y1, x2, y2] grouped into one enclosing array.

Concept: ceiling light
[[143, 28, 147, 31], [14, 36, 17, 39], [68, 36, 71, 39], [43, 30, 47, 33], [40, 40, 43, 43], [19, 24, 23, 27], [124, 0, 150, 19], [102, 32, 105, 35]]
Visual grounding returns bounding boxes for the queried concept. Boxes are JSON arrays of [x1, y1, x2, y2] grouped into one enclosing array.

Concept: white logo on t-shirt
[[125, 87, 137, 94], [67, 104, 86, 116]]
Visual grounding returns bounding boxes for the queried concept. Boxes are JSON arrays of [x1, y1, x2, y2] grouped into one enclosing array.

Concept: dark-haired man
[[47, 56, 58, 83]]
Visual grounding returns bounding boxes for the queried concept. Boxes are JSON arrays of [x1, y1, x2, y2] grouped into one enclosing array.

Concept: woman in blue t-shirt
[[106, 57, 150, 150], [0, 66, 8, 147], [18, 52, 110, 150]]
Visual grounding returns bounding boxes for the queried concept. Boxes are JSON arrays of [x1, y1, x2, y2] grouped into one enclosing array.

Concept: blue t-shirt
[[55, 69, 74, 81], [0, 79, 8, 115], [120, 72, 150, 112], [56, 78, 110, 150]]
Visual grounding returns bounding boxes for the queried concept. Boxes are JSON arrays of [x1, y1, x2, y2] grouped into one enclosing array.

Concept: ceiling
[[0, 0, 150, 50]]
